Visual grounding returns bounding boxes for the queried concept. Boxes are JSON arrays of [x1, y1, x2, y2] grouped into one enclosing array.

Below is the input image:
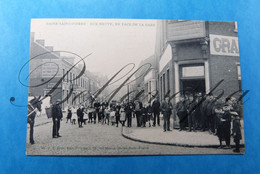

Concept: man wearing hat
[[152, 97, 161, 126], [52, 99, 63, 138], [161, 96, 173, 132], [215, 102, 232, 148]]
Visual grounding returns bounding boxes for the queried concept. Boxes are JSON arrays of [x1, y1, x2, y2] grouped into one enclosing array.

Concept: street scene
[[25, 19, 245, 155], [26, 111, 244, 155]]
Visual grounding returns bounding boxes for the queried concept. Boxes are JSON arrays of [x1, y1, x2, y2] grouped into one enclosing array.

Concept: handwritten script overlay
[[11, 50, 249, 123]]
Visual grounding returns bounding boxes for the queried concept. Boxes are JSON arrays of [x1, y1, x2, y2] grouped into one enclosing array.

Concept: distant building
[[28, 33, 98, 110], [133, 55, 158, 104]]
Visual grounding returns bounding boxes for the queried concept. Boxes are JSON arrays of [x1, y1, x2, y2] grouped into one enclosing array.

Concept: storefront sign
[[210, 34, 239, 56], [182, 66, 204, 77]]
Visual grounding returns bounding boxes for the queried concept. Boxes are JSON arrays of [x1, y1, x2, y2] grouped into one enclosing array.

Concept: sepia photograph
[[25, 19, 245, 155]]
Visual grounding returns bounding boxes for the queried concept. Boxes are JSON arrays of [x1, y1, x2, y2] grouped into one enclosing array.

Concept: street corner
[[122, 126, 244, 148]]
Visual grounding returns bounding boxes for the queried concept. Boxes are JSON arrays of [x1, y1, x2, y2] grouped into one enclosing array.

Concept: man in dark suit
[[93, 101, 100, 124], [176, 95, 187, 131], [77, 105, 84, 128], [52, 99, 63, 138], [152, 97, 160, 126], [161, 97, 173, 132], [187, 95, 197, 132], [125, 101, 134, 127], [134, 100, 143, 127]]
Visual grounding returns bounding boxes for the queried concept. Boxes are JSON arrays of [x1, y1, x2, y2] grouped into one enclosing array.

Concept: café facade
[[156, 21, 241, 126]]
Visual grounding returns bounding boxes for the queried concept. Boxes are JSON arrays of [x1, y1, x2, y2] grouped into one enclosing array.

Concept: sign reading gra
[[210, 34, 239, 56]]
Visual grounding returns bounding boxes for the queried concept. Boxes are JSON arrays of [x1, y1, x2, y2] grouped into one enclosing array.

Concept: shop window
[[180, 64, 206, 94]]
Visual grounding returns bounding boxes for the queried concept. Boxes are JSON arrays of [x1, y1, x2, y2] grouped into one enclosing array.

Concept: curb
[[121, 127, 245, 148]]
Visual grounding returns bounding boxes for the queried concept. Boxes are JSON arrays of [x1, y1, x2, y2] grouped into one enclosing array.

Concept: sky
[[31, 19, 157, 81]]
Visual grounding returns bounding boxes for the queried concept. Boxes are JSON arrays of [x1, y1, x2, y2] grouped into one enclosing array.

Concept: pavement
[[34, 113, 52, 127], [122, 120, 245, 148], [27, 112, 245, 155]]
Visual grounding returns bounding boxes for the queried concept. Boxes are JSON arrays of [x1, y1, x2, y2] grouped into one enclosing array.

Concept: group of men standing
[[175, 93, 242, 151]]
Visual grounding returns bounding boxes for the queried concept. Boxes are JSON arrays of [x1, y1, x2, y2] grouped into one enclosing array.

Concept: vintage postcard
[[25, 19, 245, 155]]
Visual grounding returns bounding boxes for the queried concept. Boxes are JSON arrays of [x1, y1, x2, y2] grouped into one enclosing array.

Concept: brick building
[[28, 33, 99, 110], [155, 20, 241, 127]]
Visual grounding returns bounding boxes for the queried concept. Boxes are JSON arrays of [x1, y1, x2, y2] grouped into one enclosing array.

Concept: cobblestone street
[[26, 115, 244, 155]]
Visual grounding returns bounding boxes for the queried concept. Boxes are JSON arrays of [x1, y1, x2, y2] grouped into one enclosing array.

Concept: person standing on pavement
[[52, 99, 63, 138], [194, 92, 203, 130], [141, 104, 147, 127], [71, 106, 77, 124], [125, 101, 134, 127], [115, 103, 121, 127], [230, 97, 242, 152], [215, 102, 232, 148], [146, 104, 153, 127], [134, 100, 143, 127], [104, 106, 110, 125], [206, 95, 217, 134], [187, 95, 197, 132], [77, 105, 84, 128], [27, 96, 42, 144], [120, 105, 126, 126], [201, 95, 210, 131], [161, 96, 173, 132], [152, 97, 161, 126], [232, 115, 242, 152], [88, 106, 94, 123], [66, 106, 72, 123], [176, 95, 187, 131], [93, 101, 100, 124]]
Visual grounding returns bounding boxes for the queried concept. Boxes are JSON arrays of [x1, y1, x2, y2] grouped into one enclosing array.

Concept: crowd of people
[[175, 92, 243, 152], [52, 92, 243, 153]]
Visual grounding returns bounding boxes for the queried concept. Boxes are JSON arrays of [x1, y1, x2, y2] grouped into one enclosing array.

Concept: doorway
[[180, 79, 205, 94]]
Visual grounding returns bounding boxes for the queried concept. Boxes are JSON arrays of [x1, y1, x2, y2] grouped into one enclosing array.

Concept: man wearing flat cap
[[52, 99, 63, 138]]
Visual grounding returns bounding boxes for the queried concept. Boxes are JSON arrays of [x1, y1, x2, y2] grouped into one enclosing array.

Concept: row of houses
[[28, 33, 107, 110]]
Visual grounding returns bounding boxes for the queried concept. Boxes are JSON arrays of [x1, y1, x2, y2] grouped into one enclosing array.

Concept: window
[[237, 63, 241, 90], [67, 90, 68, 104], [237, 64, 241, 80], [234, 22, 238, 32], [160, 76, 163, 101], [167, 69, 170, 93], [163, 73, 166, 98]]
